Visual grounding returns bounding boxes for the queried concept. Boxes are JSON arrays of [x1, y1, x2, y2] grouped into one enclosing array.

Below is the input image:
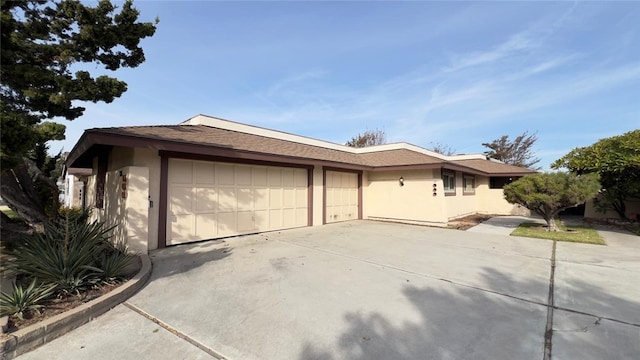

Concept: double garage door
[[168, 159, 308, 245]]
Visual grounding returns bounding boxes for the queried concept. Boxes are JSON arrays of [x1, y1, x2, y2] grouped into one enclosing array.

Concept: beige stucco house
[[60, 167, 92, 208], [66, 115, 536, 253]]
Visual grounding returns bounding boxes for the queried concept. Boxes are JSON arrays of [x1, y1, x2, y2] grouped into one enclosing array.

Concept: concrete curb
[[0, 255, 152, 360]]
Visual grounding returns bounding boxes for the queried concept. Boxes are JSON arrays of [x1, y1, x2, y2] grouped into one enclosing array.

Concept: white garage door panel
[[170, 187, 193, 215], [237, 211, 254, 232], [237, 188, 252, 211], [195, 188, 216, 211], [170, 214, 194, 243], [255, 210, 268, 229], [168, 159, 308, 245], [255, 188, 268, 210], [296, 188, 307, 207], [217, 212, 236, 237], [195, 213, 216, 239], [325, 171, 359, 224], [170, 161, 193, 184], [195, 163, 214, 184]]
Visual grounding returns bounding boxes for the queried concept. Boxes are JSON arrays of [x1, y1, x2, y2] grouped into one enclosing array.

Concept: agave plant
[[97, 241, 133, 284], [0, 279, 56, 320], [9, 214, 115, 294]]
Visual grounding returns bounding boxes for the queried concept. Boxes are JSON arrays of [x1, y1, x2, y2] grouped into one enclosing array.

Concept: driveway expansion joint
[[543, 239, 557, 360], [123, 302, 230, 360], [278, 238, 550, 308], [552, 306, 640, 328]]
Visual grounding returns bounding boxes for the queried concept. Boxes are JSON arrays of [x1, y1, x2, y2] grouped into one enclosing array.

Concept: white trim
[[181, 114, 487, 161], [182, 114, 355, 152]]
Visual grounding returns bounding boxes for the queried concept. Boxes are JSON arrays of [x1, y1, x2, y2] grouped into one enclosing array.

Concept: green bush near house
[[0, 279, 56, 320], [2, 208, 134, 319], [511, 221, 605, 245]]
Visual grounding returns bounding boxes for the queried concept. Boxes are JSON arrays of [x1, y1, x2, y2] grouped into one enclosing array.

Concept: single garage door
[[168, 159, 308, 245], [325, 170, 359, 224]]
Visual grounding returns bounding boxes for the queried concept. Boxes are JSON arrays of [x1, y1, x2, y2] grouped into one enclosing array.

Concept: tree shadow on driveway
[[298, 266, 639, 360], [147, 239, 232, 280]]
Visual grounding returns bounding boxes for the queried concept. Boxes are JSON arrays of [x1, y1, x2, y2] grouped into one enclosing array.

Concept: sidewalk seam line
[[123, 302, 230, 360]]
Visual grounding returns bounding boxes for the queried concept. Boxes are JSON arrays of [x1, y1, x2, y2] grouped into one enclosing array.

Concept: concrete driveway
[[17, 219, 639, 360]]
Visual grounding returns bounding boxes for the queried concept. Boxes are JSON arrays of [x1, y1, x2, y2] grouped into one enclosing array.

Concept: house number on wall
[[121, 174, 127, 199]]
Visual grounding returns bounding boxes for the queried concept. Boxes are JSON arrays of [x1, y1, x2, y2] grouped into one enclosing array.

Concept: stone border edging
[[0, 254, 152, 360]]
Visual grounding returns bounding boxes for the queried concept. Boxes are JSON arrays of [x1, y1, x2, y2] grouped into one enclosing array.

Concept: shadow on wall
[[101, 169, 150, 254], [298, 267, 639, 360], [168, 185, 269, 244], [168, 163, 307, 245]]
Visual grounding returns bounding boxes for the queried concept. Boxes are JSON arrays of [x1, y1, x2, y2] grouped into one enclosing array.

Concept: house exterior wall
[[480, 188, 530, 216], [83, 147, 155, 252], [81, 144, 534, 252], [312, 164, 324, 226], [464, 176, 531, 216], [364, 169, 448, 226], [585, 198, 640, 221], [109, 147, 135, 170], [132, 148, 161, 250], [86, 157, 98, 215], [63, 174, 85, 208], [440, 170, 478, 220], [363, 169, 529, 225], [101, 166, 149, 254]]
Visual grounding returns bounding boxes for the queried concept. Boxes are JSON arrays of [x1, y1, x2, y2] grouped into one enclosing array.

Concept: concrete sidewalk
[[14, 219, 639, 360], [466, 215, 544, 236]]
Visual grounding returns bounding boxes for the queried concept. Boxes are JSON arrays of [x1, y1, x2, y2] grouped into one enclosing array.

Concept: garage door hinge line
[[123, 302, 231, 360]]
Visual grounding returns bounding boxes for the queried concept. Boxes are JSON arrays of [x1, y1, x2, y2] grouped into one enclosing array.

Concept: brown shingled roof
[[359, 149, 443, 167], [445, 159, 537, 176], [84, 125, 368, 166], [68, 124, 535, 176]]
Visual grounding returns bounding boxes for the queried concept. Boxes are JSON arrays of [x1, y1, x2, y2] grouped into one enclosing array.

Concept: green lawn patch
[[511, 221, 605, 245]]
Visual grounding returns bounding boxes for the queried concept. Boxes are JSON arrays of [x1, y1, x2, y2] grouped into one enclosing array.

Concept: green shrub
[[10, 214, 115, 295], [0, 279, 56, 320], [97, 241, 133, 284]]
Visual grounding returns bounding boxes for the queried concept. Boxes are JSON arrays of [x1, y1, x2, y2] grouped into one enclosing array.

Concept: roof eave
[[442, 163, 536, 177], [66, 130, 372, 171], [370, 164, 443, 172]]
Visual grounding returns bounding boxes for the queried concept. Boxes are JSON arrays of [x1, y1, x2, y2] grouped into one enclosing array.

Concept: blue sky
[[52, 1, 639, 170]]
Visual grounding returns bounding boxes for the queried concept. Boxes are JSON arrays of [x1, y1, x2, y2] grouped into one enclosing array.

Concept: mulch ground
[[447, 214, 495, 230], [2, 281, 126, 335]]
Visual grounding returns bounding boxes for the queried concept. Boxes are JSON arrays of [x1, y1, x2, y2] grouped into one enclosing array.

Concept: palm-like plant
[[97, 241, 133, 285], [9, 214, 115, 294], [0, 279, 56, 320]]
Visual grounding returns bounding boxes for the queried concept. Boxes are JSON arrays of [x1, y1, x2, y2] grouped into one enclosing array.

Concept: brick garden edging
[[0, 254, 152, 360]]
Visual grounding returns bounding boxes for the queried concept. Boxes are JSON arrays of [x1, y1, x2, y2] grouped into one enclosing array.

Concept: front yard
[[511, 221, 605, 245]]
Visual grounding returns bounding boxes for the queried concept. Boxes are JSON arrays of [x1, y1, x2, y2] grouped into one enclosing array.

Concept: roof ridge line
[[180, 114, 491, 160]]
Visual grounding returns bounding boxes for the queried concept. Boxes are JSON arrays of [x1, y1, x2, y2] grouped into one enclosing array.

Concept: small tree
[[1, 0, 158, 229], [346, 129, 386, 148], [483, 131, 540, 169], [429, 142, 456, 156], [503, 172, 600, 231], [552, 130, 640, 220]]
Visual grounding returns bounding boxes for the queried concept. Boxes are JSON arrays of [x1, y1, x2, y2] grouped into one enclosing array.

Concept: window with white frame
[[442, 171, 456, 195], [463, 174, 476, 195]]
